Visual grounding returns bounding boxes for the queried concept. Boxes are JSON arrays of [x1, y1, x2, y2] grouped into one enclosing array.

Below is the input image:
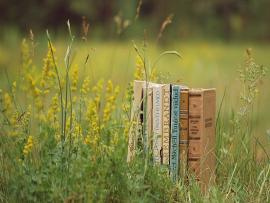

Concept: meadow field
[[0, 35, 270, 202]]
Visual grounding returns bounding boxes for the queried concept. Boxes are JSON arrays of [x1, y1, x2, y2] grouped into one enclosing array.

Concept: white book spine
[[152, 85, 163, 164]]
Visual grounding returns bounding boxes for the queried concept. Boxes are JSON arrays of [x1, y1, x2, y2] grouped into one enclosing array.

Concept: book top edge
[[133, 81, 215, 92], [189, 88, 216, 92], [134, 81, 189, 88], [189, 88, 216, 96], [134, 81, 171, 88]]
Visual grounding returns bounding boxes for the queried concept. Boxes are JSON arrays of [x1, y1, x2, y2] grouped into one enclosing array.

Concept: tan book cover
[[188, 88, 216, 192], [152, 84, 163, 164], [127, 81, 157, 162], [127, 80, 145, 162], [162, 84, 171, 165], [179, 88, 189, 178], [142, 86, 153, 154]]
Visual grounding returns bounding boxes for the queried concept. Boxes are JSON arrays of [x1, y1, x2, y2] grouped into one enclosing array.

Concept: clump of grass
[[215, 48, 269, 202]]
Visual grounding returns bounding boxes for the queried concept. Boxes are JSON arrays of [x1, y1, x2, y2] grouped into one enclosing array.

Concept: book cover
[[188, 88, 216, 192], [127, 80, 145, 162], [142, 84, 153, 156], [152, 84, 163, 164], [162, 84, 171, 165], [179, 88, 189, 179], [170, 85, 180, 182]]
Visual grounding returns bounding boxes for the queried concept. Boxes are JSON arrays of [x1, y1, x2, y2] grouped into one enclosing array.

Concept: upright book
[[162, 84, 171, 165], [152, 84, 163, 164], [179, 88, 189, 179], [188, 88, 216, 191], [127, 81, 155, 162], [142, 84, 153, 156], [170, 85, 180, 182], [127, 80, 145, 162]]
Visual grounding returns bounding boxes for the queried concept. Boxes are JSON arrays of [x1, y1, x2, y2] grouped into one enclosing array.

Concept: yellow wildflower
[[40, 43, 56, 94], [103, 81, 120, 123], [38, 113, 47, 123], [92, 79, 104, 109], [134, 54, 144, 80], [74, 122, 82, 138], [12, 81, 16, 95], [48, 94, 59, 124], [106, 80, 113, 93], [23, 135, 33, 156], [81, 76, 90, 95], [3, 93, 12, 111], [86, 100, 100, 142], [84, 135, 91, 145], [84, 133, 98, 147], [21, 39, 33, 71], [71, 65, 79, 92], [92, 79, 104, 94], [27, 74, 41, 97], [21, 105, 32, 129], [33, 98, 43, 113], [111, 131, 119, 146], [150, 67, 158, 81], [10, 111, 19, 126]]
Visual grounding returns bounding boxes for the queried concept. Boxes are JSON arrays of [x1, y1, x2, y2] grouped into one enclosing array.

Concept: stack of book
[[127, 80, 216, 191]]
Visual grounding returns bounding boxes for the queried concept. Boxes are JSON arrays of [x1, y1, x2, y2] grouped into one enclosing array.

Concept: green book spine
[[170, 85, 180, 182]]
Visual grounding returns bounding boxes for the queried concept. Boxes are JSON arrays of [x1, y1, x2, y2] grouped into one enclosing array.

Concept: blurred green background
[[1, 0, 270, 41]]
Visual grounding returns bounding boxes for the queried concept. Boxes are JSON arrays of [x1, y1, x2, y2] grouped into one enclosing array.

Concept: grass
[[0, 35, 270, 202]]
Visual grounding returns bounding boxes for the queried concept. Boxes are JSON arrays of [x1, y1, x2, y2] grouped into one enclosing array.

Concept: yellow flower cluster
[[2, 38, 124, 162], [1, 86, 32, 137], [71, 65, 79, 92], [103, 80, 120, 123], [3, 92, 12, 111], [27, 74, 41, 97], [74, 122, 82, 138], [81, 76, 90, 96], [23, 135, 33, 156], [65, 113, 82, 141], [40, 43, 56, 94], [88, 100, 100, 133], [84, 79, 106, 147], [21, 106, 32, 130], [150, 67, 158, 81], [27, 74, 44, 113], [85, 100, 100, 146], [47, 94, 59, 125], [92, 79, 104, 107], [12, 81, 16, 95], [21, 39, 33, 72], [134, 53, 157, 81], [134, 55, 144, 80]]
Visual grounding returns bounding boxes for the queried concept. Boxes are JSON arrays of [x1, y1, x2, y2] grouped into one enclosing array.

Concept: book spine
[[127, 80, 144, 162], [179, 89, 189, 179], [170, 85, 180, 182], [188, 90, 202, 181], [152, 85, 163, 164], [188, 89, 216, 192], [142, 85, 153, 156], [162, 84, 171, 165], [201, 89, 216, 192]]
